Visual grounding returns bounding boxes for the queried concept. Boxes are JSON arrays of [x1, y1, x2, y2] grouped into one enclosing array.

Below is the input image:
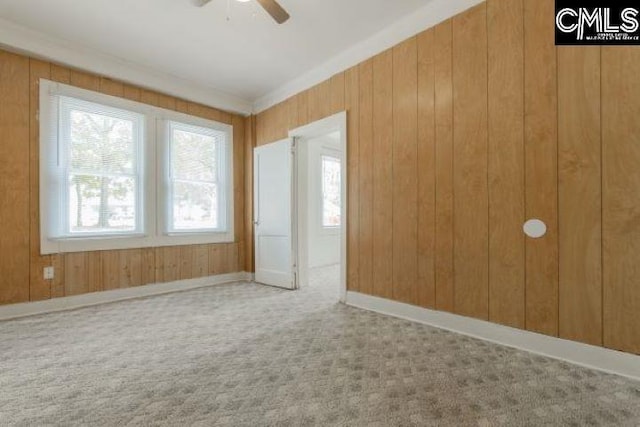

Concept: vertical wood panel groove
[[522, 0, 528, 333], [417, 29, 436, 309], [434, 21, 455, 313], [372, 50, 393, 299], [392, 38, 419, 305], [524, 0, 559, 336], [358, 60, 374, 296], [345, 67, 360, 292], [0, 51, 30, 305], [558, 46, 602, 346], [487, 0, 525, 328], [602, 47, 640, 354], [599, 47, 604, 349], [452, 4, 489, 320]]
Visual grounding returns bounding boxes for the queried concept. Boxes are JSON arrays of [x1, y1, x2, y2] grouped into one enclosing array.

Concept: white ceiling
[[0, 0, 432, 108]]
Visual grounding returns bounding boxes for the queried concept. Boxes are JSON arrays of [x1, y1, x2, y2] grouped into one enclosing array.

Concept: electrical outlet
[[43, 266, 55, 280]]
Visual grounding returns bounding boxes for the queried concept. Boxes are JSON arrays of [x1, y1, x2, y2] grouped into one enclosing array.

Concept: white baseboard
[[0, 272, 254, 322], [346, 291, 640, 381]]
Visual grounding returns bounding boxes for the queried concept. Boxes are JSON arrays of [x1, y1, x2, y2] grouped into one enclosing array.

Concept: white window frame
[[40, 79, 234, 255], [58, 96, 147, 238], [158, 116, 234, 239]]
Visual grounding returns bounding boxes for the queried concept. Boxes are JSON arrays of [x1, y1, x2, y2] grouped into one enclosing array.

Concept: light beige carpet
[[0, 281, 639, 426]]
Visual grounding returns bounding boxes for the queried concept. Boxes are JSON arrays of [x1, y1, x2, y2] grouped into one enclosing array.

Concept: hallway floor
[[1, 281, 639, 426], [308, 264, 340, 297]]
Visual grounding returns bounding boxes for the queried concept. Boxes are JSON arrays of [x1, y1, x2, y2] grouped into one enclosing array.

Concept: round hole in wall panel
[[523, 219, 547, 239]]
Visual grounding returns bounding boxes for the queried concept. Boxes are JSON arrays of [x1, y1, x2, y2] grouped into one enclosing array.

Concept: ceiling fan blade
[[256, 0, 290, 24], [193, 0, 212, 7]]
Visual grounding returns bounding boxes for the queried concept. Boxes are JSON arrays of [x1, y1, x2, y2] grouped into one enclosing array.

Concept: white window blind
[[59, 97, 145, 236]]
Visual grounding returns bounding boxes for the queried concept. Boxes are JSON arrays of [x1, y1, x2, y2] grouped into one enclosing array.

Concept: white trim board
[[346, 291, 640, 381], [0, 17, 252, 116], [253, 0, 484, 113], [0, 272, 254, 322]]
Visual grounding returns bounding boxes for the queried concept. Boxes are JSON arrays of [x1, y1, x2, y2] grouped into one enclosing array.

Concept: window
[[321, 155, 341, 228], [167, 122, 228, 233], [61, 97, 144, 237], [40, 80, 234, 254]]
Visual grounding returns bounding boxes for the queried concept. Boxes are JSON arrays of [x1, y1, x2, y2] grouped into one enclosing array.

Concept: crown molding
[[0, 17, 253, 116], [252, 0, 484, 114]]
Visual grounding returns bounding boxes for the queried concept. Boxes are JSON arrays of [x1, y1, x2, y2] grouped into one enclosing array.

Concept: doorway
[[291, 112, 347, 302], [296, 132, 343, 299], [253, 112, 347, 301]]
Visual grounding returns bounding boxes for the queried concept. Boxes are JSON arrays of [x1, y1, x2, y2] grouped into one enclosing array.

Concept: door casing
[[289, 112, 348, 303]]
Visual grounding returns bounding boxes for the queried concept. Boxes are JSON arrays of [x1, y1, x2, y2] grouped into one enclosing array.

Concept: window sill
[[41, 230, 235, 255], [51, 233, 147, 241]]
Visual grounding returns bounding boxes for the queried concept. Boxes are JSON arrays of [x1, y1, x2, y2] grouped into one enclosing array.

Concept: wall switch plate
[[43, 266, 55, 280]]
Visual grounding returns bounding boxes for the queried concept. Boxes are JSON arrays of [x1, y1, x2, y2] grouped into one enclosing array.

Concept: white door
[[254, 139, 297, 289]]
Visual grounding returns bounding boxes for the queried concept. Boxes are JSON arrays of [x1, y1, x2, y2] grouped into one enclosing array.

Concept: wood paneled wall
[[0, 49, 247, 305], [253, 0, 640, 355]]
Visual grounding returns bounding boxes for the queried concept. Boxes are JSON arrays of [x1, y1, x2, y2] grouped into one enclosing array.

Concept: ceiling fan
[[195, 0, 290, 24]]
